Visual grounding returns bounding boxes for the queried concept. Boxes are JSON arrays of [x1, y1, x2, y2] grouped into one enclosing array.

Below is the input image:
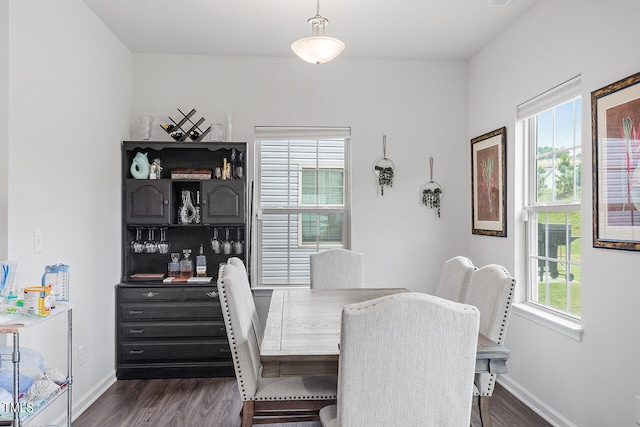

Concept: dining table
[[260, 288, 510, 378]]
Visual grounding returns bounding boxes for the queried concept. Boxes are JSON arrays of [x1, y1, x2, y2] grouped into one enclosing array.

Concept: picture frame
[[592, 71, 640, 251], [471, 127, 507, 237]]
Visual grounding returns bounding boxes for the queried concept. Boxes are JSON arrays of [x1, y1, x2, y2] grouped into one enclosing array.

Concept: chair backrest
[[310, 249, 365, 289], [435, 256, 475, 302], [336, 293, 479, 427], [227, 256, 262, 342], [217, 258, 262, 400], [464, 264, 516, 395]]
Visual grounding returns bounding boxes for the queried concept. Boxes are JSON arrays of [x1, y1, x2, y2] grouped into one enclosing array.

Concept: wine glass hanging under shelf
[[160, 108, 211, 142]]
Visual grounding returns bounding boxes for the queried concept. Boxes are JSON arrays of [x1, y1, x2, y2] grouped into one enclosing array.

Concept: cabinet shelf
[[0, 303, 72, 426]]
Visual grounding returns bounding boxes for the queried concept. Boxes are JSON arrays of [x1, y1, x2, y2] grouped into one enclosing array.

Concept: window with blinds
[[255, 127, 351, 287]]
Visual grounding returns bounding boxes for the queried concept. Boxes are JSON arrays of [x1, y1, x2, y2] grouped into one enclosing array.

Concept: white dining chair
[[310, 249, 365, 289], [463, 264, 516, 427], [319, 292, 479, 427], [217, 258, 337, 426], [435, 256, 476, 302]]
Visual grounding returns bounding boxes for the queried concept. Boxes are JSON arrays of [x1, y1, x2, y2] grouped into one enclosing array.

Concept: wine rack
[[160, 108, 211, 142]]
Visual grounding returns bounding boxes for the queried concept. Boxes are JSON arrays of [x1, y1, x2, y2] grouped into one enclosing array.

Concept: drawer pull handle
[[142, 292, 159, 298], [129, 329, 144, 334], [220, 348, 231, 353], [206, 291, 218, 298], [129, 310, 144, 315], [129, 350, 144, 355]]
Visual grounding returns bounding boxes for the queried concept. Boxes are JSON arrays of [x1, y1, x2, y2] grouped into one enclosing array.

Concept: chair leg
[[478, 395, 492, 427], [241, 400, 254, 427]]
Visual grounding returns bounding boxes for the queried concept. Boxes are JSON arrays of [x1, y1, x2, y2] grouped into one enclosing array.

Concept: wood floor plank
[[73, 378, 550, 427]]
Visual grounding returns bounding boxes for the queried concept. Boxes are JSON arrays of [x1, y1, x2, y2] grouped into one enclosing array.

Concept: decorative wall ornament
[[592, 70, 640, 250], [471, 127, 507, 237], [420, 157, 443, 218], [373, 135, 395, 196]]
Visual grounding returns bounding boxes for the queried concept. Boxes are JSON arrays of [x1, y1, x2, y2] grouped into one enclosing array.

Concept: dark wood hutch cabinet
[[116, 140, 247, 379]]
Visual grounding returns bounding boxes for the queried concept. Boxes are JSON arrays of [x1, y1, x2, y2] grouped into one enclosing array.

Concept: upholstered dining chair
[[319, 292, 480, 427], [309, 248, 365, 289], [464, 264, 516, 427], [435, 256, 476, 302], [217, 258, 337, 426]]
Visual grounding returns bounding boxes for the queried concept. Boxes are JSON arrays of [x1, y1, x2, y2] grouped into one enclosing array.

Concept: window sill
[[512, 303, 583, 341], [251, 286, 310, 297]]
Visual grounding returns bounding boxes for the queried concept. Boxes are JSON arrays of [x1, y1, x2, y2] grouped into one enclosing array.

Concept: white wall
[[467, 1, 640, 426], [0, 0, 8, 260], [7, 0, 131, 422], [132, 54, 470, 294]]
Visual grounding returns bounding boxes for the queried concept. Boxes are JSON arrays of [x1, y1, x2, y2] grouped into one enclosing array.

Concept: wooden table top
[[260, 288, 509, 378]]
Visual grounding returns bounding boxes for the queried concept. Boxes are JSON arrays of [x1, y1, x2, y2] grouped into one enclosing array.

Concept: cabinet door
[[125, 180, 171, 224], [201, 181, 245, 224]]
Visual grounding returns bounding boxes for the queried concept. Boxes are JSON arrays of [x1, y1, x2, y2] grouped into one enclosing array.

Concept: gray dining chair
[[310, 248, 365, 289], [319, 292, 479, 427], [217, 258, 337, 426], [435, 256, 476, 302], [463, 264, 516, 427]]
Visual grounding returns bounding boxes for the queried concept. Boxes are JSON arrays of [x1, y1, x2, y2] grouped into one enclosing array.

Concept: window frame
[[254, 127, 351, 288], [517, 77, 584, 338]]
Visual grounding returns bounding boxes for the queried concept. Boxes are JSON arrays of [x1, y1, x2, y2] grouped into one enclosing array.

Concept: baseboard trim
[[498, 375, 578, 427], [71, 370, 117, 421], [42, 370, 116, 426]]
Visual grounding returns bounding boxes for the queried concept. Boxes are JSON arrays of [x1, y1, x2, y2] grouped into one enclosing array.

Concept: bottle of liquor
[[180, 249, 193, 278], [168, 252, 180, 277], [196, 244, 207, 277]]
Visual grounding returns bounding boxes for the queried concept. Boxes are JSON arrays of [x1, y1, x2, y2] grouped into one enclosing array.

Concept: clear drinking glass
[[157, 227, 170, 254], [144, 228, 158, 253], [222, 227, 232, 255], [211, 228, 221, 254], [234, 227, 243, 254], [131, 228, 145, 253]]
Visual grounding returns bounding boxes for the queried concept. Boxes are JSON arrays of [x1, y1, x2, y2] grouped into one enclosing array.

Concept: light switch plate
[[33, 229, 43, 253]]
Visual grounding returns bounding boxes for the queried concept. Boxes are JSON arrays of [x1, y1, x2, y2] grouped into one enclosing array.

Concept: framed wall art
[[592, 70, 640, 251], [471, 127, 507, 237]]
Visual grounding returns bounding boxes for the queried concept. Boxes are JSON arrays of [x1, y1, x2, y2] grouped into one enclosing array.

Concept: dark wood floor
[[73, 377, 550, 427]]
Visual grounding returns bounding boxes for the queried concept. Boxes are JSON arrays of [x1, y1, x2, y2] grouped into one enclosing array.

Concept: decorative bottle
[[180, 249, 193, 278], [168, 253, 180, 277], [196, 244, 207, 277]]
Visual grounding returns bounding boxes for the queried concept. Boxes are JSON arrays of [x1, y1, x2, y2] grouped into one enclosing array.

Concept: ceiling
[[83, 0, 538, 61]]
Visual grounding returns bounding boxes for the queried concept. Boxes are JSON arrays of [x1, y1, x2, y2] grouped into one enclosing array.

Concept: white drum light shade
[[291, 36, 345, 64]]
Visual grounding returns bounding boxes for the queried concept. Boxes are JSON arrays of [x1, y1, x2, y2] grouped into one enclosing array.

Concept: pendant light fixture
[[291, 0, 345, 64]]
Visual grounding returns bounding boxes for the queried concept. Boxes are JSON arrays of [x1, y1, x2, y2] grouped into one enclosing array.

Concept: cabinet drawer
[[119, 288, 181, 302], [120, 340, 231, 362], [120, 321, 227, 339], [120, 302, 221, 321], [183, 287, 219, 301]]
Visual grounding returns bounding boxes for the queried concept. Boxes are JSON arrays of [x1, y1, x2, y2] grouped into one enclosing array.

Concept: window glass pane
[[567, 210, 581, 261], [301, 213, 344, 244], [554, 151, 576, 202], [260, 213, 315, 285], [567, 264, 581, 317], [536, 154, 553, 202], [536, 110, 553, 151], [301, 169, 344, 206], [554, 101, 575, 150]]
